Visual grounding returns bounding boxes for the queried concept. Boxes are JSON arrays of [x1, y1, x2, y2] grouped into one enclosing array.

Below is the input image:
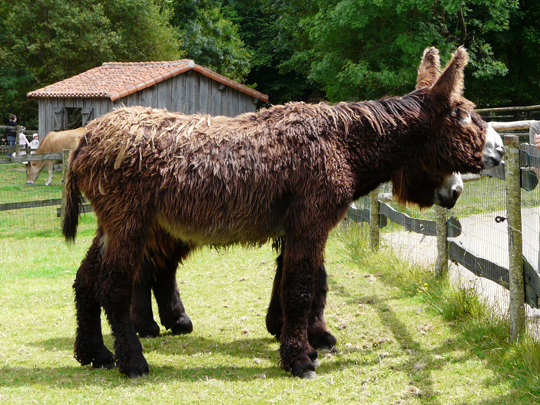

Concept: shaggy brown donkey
[[130, 168, 463, 342], [63, 47, 503, 379]]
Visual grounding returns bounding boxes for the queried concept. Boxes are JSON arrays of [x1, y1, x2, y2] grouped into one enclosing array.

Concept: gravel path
[[383, 207, 540, 334]]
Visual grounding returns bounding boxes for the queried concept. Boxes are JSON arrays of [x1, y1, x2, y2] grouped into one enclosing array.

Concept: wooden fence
[[0, 125, 37, 156], [0, 150, 69, 217]]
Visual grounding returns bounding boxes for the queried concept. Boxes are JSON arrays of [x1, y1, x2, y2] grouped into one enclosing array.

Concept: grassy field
[[2, 162, 540, 404], [2, 222, 540, 404]]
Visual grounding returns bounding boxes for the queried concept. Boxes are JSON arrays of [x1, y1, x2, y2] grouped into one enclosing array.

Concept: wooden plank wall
[[113, 71, 257, 117], [38, 98, 112, 141], [35, 71, 259, 139]]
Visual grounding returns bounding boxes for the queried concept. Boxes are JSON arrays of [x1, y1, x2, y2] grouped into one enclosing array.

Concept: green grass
[[2, 224, 540, 404], [0, 163, 64, 203]]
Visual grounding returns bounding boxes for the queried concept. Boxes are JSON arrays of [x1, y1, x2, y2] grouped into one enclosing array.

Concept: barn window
[[53, 107, 94, 130], [66, 107, 83, 129]]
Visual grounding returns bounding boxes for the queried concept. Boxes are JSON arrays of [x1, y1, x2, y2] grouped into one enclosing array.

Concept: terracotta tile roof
[[27, 60, 269, 103]]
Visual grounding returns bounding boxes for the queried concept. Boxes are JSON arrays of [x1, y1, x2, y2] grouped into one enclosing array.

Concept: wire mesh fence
[[0, 163, 64, 237], [350, 142, 540, 338]]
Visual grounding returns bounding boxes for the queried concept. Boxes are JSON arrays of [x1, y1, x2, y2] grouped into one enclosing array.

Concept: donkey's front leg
[[279, 236, 325, 378], [73, 229, 114, 369], [132, 271, 160, 338], [266, 253, 336, 350], [305, 264, 337, 350], [101, 238, 149, 378]]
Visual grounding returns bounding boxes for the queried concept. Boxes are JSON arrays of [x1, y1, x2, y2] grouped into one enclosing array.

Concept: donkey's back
[[66, 104, 353, 246]]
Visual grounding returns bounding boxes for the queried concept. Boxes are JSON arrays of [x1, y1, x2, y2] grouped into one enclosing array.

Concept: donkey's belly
[[156, 210, 286, 246]]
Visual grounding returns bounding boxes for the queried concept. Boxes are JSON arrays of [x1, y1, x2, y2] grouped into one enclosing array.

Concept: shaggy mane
[[84, 94, 426, 173]]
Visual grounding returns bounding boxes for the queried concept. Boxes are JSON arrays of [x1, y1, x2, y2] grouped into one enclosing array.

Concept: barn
[[27, 60, 269, 139]]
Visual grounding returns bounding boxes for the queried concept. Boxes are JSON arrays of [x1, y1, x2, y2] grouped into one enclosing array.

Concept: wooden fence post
[[60, 149, 71, 225], [369, 188, 380, 251], [505, 135, 525, 340], [434, 205, 448, 277]]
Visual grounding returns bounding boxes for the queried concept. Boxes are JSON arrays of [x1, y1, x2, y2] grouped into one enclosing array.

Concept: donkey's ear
[[416, 47, 440, 89], [429, 46, 469, 104]]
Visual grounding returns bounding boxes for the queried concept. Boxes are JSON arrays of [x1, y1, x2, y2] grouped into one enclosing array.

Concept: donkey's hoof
[[291, 359, 317, 379], [292, 366, 317, 379], [137, 322, 160, 338], [309, 331, 337, 350], [120, 360, 149, 378], [126, 368, 149, 379], [171, 315, 193, 335], [92, 353, 115, 370], [302, 370, 317, 379]]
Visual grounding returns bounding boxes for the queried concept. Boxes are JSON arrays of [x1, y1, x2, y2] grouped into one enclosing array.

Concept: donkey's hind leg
[[265, 252, 285, 337], [132, 233, 194, 336], [266, 252, 336, 349], [131, 234, 193, 338], [151, 238, 193, 335], [73, 228, 114, 369]]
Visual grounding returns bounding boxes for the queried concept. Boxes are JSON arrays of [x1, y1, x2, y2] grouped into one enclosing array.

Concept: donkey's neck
[[336, 93, 433, 197]]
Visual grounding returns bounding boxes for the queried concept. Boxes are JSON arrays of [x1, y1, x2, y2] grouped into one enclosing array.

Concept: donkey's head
[[415, 47, 504, 174], [391, 167, 463, 209]]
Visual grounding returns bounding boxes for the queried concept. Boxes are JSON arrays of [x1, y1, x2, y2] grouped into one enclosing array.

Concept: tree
[[466, 0, 540, 106], [170, 0, 250, 82], [228, 0, 315, 104], [0, 0, 181, 127], [263, 0, 518, 103]]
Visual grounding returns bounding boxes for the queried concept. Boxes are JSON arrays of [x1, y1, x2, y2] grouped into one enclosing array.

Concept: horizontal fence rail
[[0, 198, 63, 212], [0, 152, 62, 164]]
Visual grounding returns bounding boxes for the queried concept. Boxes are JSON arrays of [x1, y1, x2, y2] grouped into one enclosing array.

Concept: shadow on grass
[[4, 335, 370, 389], [327, 259, 539, 404], [8, 333, 368, 387]]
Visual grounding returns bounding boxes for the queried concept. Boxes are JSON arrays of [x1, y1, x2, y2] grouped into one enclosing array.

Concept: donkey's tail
[[62, 153, 82, 243]]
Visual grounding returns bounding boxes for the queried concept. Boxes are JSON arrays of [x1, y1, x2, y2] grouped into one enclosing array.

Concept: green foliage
[[0, 0, 182, 126], [227, 0, 314, 104], [170, 0, 250, 82], [264, 0, 518, 101]]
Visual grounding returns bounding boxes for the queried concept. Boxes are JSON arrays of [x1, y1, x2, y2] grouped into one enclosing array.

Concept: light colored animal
[[25, 127, 85, 185]]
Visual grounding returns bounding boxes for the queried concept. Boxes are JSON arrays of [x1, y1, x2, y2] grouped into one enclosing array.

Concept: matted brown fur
[[63, 47, 501, 379]]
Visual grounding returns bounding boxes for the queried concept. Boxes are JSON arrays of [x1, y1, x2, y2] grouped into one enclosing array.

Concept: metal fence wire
[[349, 129, 540, 338], [0, 161, 65, 238]]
